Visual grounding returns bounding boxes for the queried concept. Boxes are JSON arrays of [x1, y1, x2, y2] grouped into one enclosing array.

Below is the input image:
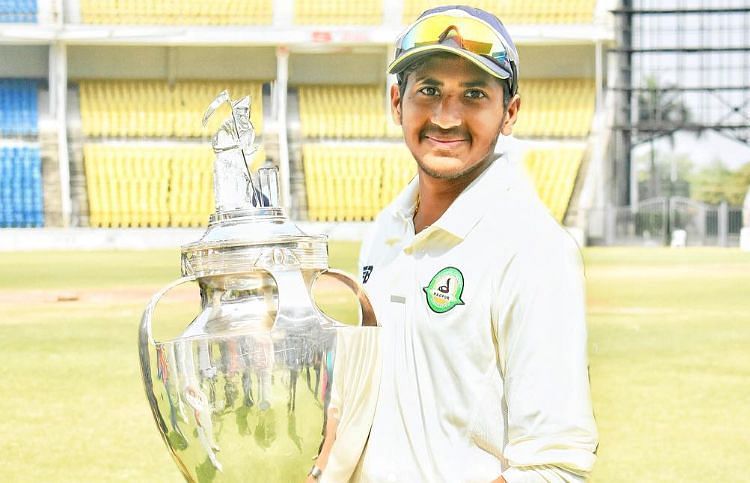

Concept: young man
[[312, 5, 598, 482]]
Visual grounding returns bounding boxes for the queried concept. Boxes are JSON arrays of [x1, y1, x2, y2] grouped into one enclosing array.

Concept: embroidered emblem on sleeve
[[422, 267, 465, 313]]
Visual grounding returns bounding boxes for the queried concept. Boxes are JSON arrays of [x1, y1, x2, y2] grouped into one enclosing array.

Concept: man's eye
[[418, 86, 438, 96], [465, 89, 486, 99]]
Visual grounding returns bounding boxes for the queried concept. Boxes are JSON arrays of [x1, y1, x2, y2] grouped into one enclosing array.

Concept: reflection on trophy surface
[[138, 91, 381, 482]]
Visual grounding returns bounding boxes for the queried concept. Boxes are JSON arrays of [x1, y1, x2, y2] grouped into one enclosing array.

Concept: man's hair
[[396, 54, 513, 108]]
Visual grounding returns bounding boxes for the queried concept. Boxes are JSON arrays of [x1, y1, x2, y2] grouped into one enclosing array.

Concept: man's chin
[[417, 155, 467, 180], [416, 151, 496, 181]]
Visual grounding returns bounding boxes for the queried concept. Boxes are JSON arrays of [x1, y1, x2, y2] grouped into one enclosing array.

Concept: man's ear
[[500, 94, 521, 136], [390, 83, 402, 126]]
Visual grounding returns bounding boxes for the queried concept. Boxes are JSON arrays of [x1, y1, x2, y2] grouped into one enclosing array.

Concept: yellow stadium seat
[[294, 0, 382, 25], [514, 78, 595, 139], [78, 80, 265, 140], [297, 85, 395, 140], [79, 0, 273, 25], [302, 143, 416, 221], [523, 146, 584, 222], [84, 142, 256, 227]]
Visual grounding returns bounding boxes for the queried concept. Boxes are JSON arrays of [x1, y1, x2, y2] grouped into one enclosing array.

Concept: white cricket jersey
[[355, 154, 598, 483]]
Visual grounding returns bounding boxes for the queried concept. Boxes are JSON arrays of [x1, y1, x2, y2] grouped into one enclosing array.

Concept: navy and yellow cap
[[389, 5, 519, 96]]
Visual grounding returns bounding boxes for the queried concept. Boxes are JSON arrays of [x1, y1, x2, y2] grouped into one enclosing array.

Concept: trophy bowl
[[138, 92, 380, 482]]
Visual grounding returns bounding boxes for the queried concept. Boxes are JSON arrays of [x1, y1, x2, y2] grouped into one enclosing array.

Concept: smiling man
[[309, 5, 598, 483]]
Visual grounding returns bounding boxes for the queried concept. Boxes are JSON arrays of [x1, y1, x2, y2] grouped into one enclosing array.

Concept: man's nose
[[430, 95, 462, 129]]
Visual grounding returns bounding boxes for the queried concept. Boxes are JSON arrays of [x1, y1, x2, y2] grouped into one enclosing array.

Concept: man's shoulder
[[478, 189, 582, 270]]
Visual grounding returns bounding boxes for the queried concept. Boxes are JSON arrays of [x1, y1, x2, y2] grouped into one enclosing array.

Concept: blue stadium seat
[[0, 0, 37, 23], [0, 145, 43, 227], [0, 79, 39, 136]]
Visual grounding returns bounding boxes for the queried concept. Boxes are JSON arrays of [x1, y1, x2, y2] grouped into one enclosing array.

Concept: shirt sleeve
[[494, 233, 598, 481]]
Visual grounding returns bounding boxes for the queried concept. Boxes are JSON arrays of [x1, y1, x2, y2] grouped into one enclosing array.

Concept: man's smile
[[423, 134, 469, 149]]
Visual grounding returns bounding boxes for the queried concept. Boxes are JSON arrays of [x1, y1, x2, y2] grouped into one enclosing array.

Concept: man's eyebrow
[[461, 79, 489, 87], [413, 76, 490, 88], [414, 76, 443, 85]]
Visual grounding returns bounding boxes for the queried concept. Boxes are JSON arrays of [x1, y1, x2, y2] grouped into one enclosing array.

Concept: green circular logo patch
[[423, 266, 465, 313]]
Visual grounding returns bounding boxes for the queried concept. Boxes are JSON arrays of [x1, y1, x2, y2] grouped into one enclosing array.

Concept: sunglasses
[[394, 13, 517, 93]]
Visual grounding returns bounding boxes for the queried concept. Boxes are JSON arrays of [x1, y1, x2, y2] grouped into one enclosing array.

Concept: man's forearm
[[316, 410, 339, 469]]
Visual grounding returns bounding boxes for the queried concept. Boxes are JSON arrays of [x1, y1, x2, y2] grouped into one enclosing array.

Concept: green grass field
[[1, 245, 748, 482]]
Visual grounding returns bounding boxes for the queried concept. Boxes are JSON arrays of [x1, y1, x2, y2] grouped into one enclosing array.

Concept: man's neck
[[412, 158, 493, 234]]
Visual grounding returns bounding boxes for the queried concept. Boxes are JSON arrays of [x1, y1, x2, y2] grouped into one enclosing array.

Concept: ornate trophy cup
[[139, 91, 380, 482]]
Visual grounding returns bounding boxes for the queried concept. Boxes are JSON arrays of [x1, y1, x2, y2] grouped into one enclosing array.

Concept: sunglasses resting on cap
[[389, 5, 520, 96]]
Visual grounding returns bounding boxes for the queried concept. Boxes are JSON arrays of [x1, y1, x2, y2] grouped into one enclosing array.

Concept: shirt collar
[[389, 154, 511, 243], [433, 155, 507, 240]]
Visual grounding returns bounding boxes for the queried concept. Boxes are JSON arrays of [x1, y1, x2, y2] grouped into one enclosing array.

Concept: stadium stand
[[84, 143, 266, 228], [297, 85, 397, 139], [78, 80, 264, 139], [0, 2, 599, 230], [402, 0, 596, 25], [78, 0, 272, 25], [0, 0, 37, 23], [0, 79, 38, 137], [0, 146, 43, 227], [523, 146, 584, 222], [302, 143, 415, 221], [294, 0, 382, 25], [514, 79, 596, 138]]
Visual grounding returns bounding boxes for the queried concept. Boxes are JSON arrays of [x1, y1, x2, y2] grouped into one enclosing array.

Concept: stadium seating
[[78, 80, 264, 138], [303, 143, 584, 223], [514, 79, 595, 138], [0, 79, 38, 137], [302, 143, 415, 221], [523, 146, 584, 222], [0, 0, 37, 23], [84, 143, 266, 228], [0, 145, 44, 227], [297, 85, 399, 139], [294, 0, 382, 25], [402, 0, 596, 25], [78, 0, 272, 25]]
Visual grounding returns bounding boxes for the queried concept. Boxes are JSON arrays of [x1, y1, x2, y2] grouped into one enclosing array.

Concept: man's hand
[[302, 410, 339, 482]]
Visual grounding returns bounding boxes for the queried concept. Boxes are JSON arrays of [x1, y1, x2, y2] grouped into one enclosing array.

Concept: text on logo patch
[[423, 266, 465, 313]]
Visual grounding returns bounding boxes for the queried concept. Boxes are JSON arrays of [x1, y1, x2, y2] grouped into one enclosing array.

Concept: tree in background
[[690, 160, 750, 206], [636, 149, 692, 201], [636, 77, 694, 199]]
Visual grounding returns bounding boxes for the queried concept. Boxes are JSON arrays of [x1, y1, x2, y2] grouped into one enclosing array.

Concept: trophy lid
[[181, 91, 327, 278]]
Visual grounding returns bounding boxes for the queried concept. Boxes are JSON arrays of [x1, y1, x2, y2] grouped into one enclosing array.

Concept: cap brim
[[388, 45, 511, 80]]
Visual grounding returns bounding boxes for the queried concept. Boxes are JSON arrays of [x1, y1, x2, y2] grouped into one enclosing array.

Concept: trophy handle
[[315, 269, 379, 328], [138, 275, 197, 471], [139, 275, 197, 347]]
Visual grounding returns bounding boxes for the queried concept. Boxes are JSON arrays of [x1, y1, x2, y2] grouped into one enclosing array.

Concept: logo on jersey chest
[[423, 266, 465, 313]]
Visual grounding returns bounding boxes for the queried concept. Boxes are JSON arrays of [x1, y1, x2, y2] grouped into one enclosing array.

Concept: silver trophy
[[139, 91, 381, 482]]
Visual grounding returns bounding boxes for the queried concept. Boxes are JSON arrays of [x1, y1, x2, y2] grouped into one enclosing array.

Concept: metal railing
[[582, 197, 745, 246]]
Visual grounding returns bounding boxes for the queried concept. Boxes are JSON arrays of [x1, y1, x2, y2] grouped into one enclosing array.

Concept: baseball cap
[[388, 5, 519, 96]]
